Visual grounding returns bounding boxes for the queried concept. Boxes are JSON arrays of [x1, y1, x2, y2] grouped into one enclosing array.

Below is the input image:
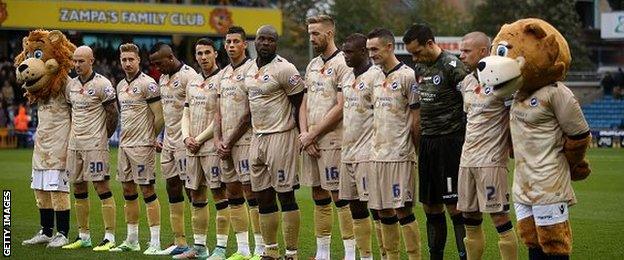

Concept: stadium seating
[[582, 95, 624, 129]]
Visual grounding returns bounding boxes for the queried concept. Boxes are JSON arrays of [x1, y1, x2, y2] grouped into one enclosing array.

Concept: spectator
[[0, 102, 8, 128], [601, 72, 616, 96], [13, 104, 30, 148], [1, 79, 15, 106], [615, 68, 624, 100]]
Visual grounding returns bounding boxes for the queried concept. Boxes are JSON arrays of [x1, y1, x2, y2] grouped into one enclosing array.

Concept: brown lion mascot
[[477, 18, 591, 259], [15, 29, 75, 248]]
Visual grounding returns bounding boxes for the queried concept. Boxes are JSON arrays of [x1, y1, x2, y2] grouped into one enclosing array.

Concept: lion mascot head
[[476, 18, 571, 102], [14, 29, 76, 103]]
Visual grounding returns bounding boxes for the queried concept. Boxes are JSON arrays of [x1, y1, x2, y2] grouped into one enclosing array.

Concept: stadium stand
[[583, 95, 624, 129]]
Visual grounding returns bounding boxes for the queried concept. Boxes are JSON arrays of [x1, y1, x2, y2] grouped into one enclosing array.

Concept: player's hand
[[155, 140, 163, 153], [216, 139, 232, 159], [298, 131, 316, 148], [184, 137, 199, 154], [304, 142, 321, 158]]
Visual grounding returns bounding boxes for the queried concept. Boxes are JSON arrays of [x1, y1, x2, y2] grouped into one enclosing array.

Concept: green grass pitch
[[1, 148, 623, 259]]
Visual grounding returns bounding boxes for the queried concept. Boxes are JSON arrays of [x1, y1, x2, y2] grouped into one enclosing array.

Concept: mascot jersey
[[159, 63, 199, 151], [511, 82, 589, 205], [33, 81, 71, 170]]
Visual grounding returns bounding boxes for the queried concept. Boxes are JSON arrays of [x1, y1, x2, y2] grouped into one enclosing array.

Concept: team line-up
[[15, 14, 590, 260]]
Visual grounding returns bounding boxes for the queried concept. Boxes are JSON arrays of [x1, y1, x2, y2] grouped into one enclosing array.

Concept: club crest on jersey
[[148, 83, 158, 93], [391, 81, 399, 91], [433, 75, 441, 85], [173, 80, 180, 88], [357, 82, 365, 90], [208, 83, 215, 89], [263, 74, 270, 82], [529, 97, 539, 107], [132, 87, 139, 94], [87, 89, 95, 96], [484, 86, 492, 95], [326, 67, 333, 75], [236, 74, 243, 81]]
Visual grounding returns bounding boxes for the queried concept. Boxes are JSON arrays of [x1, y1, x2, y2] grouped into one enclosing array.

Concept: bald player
[[243, 25, 305, 260], [174, 38, 221, 259], [339, 33, 384, 260], [457, 32, 518, 260], [109, 43, 164, 255], [366, 28, 421, 260], [62, 45, 119, 251], [149, 42, 199, 256], [301, 15, 355, 260], [214, 26, 263, 260]]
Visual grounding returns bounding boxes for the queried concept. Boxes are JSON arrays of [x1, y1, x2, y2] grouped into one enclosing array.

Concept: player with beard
[[301, 15, 355, 260]]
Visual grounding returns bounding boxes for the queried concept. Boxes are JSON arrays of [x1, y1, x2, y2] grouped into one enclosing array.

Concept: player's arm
[[284, 65, 305, 129], [214, 97, 223, 143], [103, 101, 118, 139], [195, 121, 214, 144], [301, 92, 344, 147], [289, 91, 305, 133], [145, 80, 164, 136], [553, 86, 592, 180], [410, 107, 421, 151], [148, 100, 164, 136], [298, 93, 308, 133], [408, 73, 421, 151], [181, 105, 192, 141], [450, 59, 469, 90]]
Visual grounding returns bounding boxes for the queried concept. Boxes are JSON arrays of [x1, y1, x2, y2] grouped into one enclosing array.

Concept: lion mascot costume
[[15, 29, 76, 247], [477, 18, 591, 259]]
